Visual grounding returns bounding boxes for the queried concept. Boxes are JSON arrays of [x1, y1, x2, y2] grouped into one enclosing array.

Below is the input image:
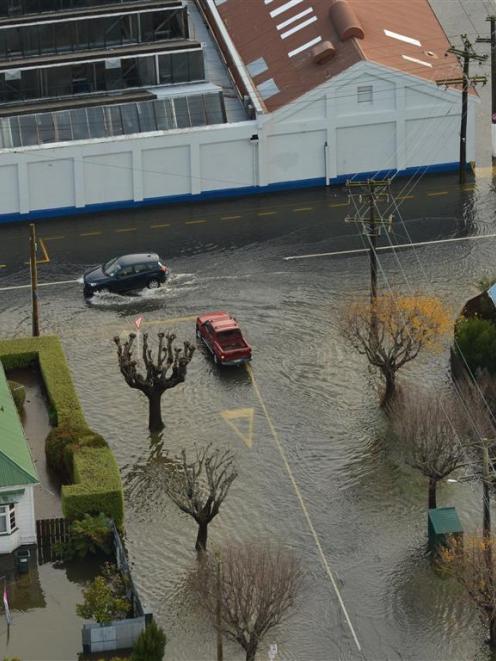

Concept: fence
[[110, 520, 148, 619], [36, 517, 70, 564]]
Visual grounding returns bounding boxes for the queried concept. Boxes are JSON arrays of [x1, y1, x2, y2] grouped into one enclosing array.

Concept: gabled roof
[[212, 0, 464, 112], [0, 363, 38, 487]]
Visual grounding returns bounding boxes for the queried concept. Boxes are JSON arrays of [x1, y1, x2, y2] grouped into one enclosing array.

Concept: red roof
[[214, 0, 464, 112]]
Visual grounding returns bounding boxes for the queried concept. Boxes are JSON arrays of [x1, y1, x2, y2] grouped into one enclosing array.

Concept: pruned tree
[[163, 445, 237, 552], [191, 543, 302, 661], [342, 294, 451, 406], [389, 387, 465, 509], [114, 331, 194, 432], [440, 534, 496, 648]]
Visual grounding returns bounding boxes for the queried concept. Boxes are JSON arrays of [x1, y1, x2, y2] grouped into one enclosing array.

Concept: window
[[0, 504, 16, 535], [135, 263, 152, 273], [357, 85, 373, 104]]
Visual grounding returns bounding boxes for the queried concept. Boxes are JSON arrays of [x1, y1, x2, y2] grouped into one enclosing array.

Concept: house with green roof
[[0, 362, 38, 555]]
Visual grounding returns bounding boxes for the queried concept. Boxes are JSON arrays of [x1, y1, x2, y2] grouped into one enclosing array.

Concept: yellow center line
[[0, 265, 6, 269], [328, 202, 348, 208], [115, 227, 137, 233], [257, 211, 277, 216], [150, 223, 171, 229], [293, 207, 313, 212], [245, 364, 362, 652], [43, 235, 65, 240], [80, 231, 102, 237], [185, 219, 207, 225], [396, 195, 415, 200], [221, 215, 242, 220], [427, 191, 448, 197]]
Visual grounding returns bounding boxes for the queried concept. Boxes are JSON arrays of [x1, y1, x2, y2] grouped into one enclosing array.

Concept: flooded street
[[1, 176, 496, 659]]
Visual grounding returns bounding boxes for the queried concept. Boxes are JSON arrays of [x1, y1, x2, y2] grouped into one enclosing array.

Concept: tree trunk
[[147, 392, 164, 432], [195, 519, 208, 553], [489, 611, 496, 649], [381, 370, 396, 407], [428, 477, 437, 510], [245, 643, 257, 661]]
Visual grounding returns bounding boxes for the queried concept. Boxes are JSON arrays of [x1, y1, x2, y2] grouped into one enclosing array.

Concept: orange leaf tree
[[342, 294, 451, 406]]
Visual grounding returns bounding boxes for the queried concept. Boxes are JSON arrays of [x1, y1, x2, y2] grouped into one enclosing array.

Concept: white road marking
[[288, 35, 322, 57], [246, 364, 362, 652], [284, 232, 496, 260], [0, 279, 79, 292]]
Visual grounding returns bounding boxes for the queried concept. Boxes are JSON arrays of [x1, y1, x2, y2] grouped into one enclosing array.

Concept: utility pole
[[436, 35, 486, 184], [29, 223, 40, 337], [476, 16, 496, 159], [215, 552, 223, 661], [345, 180, 393, 338]]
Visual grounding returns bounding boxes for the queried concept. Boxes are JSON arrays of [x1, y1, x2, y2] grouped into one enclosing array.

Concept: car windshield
[[103, 257, 121, 276]]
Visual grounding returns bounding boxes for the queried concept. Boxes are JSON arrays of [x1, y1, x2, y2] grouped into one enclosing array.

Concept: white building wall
[[0, 485, 36, 555], [0, 61, 476, 221]]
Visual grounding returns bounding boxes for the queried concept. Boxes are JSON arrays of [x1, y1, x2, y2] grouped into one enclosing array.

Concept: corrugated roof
[[214, 0, 465, 112], [0, 363, 38, 486]]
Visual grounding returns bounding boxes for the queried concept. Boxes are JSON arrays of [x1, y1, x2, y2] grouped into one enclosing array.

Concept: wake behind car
[[83, 253, 169, 298], [196, 311, 252, 366]]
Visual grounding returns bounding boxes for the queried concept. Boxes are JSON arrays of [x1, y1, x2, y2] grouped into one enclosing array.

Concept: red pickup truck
[[196, 311, 252, 366]]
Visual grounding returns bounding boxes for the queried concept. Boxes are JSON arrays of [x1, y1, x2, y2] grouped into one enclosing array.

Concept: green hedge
[[455, 316, 496, 374], [0, 336, 123, 527], [62, 448, 124, 527], [0, 336, 86, 428]]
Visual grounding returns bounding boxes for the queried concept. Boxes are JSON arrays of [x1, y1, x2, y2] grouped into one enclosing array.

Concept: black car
[[83, 253, 169, 297]]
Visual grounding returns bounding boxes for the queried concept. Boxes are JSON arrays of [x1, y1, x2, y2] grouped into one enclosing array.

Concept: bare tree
[[163, 445, 237, 552], [114, 331, 194, 432], [342, 294, 451, 406], [440, 534, 496, 648], [191, 543, 302, 661], [389, 387, 465, 509]]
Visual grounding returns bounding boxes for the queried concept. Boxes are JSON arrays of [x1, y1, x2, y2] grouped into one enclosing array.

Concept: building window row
[[1, 0, 140, 18], [0, 92, 227, 147], [0, 8, 189, 60], [0, 49, 205, 102]]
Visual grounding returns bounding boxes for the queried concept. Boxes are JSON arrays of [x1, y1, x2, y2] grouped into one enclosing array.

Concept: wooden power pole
[[215, 552, 223, 661], [344, 180, 393, 338], [476, 16, 496, 159], [29, 223, 40, 337], [436, 35, 487, 184]]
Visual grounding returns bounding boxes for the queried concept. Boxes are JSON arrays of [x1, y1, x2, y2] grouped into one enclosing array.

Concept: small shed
[[428, 507, 463, 554], [0, 363, 38, 555]]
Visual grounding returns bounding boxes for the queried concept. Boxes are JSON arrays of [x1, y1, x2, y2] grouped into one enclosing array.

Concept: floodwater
[[1, 181, 496, 660]]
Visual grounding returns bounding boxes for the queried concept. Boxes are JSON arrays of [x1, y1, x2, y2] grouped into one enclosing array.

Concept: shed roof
[[213, 0, 465, 112], [0, 363, 38, 487]]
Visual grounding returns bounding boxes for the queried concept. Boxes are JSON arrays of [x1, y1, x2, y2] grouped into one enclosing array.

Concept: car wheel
[[148, 279, 160, 289]]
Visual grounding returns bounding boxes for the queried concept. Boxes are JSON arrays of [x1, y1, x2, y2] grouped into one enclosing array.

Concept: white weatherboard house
[[0, 364, 38, 555], [0, 0, 476, 222]]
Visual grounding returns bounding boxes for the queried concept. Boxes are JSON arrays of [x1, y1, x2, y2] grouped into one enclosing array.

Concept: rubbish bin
[[428, 507, 463, 555], [15, 548, 31, 574]]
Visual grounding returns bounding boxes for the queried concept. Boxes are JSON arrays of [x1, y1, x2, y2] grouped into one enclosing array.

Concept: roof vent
[[312, 40, 336, 64], [329, 0, 364, 41]]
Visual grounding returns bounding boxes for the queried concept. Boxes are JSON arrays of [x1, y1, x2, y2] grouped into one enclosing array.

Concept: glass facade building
[[0, 0, 228, 145]]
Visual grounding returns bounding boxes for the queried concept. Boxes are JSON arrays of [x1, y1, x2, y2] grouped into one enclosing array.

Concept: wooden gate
[[36, 517, 70, 563]]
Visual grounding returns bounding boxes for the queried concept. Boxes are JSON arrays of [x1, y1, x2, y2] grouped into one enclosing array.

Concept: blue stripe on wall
[[0, 162, 461, 224]]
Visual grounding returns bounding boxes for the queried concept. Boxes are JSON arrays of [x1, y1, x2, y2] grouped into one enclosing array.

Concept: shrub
[[455, 316, 496, 374], [63, 447, 124, 527], [131, 620, 167, 661], [46, 426, 82, 481], [77, 563, 130, 625], [8, 380, 25, 414], [55, 513, 112, 560]]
